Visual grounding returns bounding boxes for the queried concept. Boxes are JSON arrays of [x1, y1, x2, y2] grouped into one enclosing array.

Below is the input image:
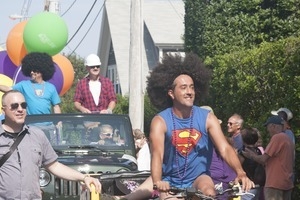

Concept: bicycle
[[85, 170, 258, 200], [159, 182, 257, 200], [88, 182, 257, 200]]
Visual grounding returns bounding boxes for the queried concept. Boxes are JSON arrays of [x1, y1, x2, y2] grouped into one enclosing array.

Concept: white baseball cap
[[271, 108, 293, 121]]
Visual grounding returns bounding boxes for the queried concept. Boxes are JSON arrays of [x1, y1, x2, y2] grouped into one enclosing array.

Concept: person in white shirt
[[133, 129, 150, 171]]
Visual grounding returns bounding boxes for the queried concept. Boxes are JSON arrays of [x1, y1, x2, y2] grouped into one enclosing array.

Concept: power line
[[66, 0, 98, 46], [69, 0, 106, 56], [60, 0, 77, 17], [168, 0, 183, 21], [67, 0, 106, 56]]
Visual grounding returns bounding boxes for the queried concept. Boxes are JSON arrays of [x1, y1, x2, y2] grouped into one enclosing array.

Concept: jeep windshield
[[25, 113, 136, 156]]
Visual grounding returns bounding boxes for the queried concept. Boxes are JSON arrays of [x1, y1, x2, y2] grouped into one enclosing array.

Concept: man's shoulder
[[78, 77, 88, 82], [13, 80, 29, 87], [100, 76, 113, 83], [27, 124, 45, 133], [195, 106, 210, 113], [285, 129, 294, 135], [158, 107, 171, 116], [44, 81, 57, 89], [271, 132, 291, 143]]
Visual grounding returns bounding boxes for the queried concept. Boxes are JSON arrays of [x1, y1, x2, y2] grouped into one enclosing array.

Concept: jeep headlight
[[39, 169, 51, 187]]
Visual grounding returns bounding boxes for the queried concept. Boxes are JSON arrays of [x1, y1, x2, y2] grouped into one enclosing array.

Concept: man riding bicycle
[[147, 53, 253, 199], [110, 53, 254, 200]]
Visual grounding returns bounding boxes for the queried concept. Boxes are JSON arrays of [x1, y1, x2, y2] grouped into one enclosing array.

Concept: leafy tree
[[184, 0, 300, 195], [113, 94, 157, 136], [185, 0, 300, 59], [60, 54, 85, 113], [206, 37, 300, 127], [114, 94, 129, 114], [205, 37, 300, 197], [143, 94, 158, 136]]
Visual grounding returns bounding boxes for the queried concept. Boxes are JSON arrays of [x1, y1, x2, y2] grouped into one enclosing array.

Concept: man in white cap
[[271, 108, 294, 144], [74, 54, 116, 114], [271, 107, 295, 184], [242, 115, 294, 200]]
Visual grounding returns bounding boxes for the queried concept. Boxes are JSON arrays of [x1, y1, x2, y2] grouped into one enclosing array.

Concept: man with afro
[[112, 53, 254, 200], [0, 52, 61, 114], [148, 53, 255, 198]]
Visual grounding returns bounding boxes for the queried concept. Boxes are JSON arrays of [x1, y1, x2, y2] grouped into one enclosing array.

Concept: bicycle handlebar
[[166, 183, 260, 200]]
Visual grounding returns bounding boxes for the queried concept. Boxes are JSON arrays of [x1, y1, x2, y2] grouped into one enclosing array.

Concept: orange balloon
[[6, 21, 28, 66], [52, 54, 74, 96]]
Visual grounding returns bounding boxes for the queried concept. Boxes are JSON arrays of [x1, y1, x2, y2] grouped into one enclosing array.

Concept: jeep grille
[[55, 177, 82, 196]]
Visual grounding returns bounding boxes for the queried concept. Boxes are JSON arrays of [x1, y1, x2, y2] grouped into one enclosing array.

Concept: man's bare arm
[[149, 115, 166, 187], [53, 104, 61, 114], [206, 113, 254, 191]]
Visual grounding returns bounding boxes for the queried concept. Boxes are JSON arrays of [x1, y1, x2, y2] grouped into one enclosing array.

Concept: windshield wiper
[[67, 145, 107, 152]]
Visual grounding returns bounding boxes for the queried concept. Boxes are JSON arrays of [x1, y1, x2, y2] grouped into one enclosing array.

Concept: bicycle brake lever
[[232, 183, 242, 193]]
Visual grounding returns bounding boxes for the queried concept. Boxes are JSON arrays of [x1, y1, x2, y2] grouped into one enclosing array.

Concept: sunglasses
[[227, 122, 235, 126], [89, 65, 100, 69], [102, 133, 113, 137], [4, 102, 27, 111]]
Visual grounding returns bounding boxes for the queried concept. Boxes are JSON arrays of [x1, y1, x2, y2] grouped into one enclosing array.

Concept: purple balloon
[[0, 51, 18, 79], [13, 63, 63, 94]]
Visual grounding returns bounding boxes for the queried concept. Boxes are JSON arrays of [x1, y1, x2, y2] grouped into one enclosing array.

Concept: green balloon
[[23, 12, 68, 56]]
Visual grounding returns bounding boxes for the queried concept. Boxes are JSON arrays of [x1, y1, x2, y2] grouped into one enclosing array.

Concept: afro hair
[[21, 52, 55, 81], [146, 53, 212, 111]]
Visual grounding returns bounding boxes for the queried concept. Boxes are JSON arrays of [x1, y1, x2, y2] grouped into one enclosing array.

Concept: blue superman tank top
[[159, 106, 213, 187]]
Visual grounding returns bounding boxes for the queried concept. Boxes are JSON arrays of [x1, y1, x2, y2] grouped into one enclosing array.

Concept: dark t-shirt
[[242, 147, 265, 185]]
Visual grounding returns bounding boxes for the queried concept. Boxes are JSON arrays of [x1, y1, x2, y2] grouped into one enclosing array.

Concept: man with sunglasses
[[0, 52, 61, 115], [74, 54, 116, 114], [227, 113, 244, 153], [97, 124, 115, 145], [0, 90, 102, 199]]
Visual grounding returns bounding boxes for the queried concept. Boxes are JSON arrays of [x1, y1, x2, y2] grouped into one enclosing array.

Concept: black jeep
[[25, 113, 137, 200]]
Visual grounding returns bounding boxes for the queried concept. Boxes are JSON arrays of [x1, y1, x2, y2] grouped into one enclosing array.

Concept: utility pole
[[9, 0, 60, 20], [129, 0, 144, 130], [44, 0, 60, 14]]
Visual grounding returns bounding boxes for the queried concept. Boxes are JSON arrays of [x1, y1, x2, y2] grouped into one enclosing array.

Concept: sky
[[0, 0, 104, 59]]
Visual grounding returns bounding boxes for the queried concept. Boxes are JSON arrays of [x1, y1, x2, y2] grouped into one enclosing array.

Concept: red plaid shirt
[[74, 76, 117, 112]]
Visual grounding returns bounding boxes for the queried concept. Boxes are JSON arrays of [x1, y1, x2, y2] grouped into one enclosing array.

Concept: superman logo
[[172, 128, 202, 156]]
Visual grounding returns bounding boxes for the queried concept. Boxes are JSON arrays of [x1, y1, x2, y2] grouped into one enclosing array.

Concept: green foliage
[[143, 94, 158, 136], [185, 0, 300, 59], [60, 86, 76, 113], [114, 94, 129, 114], [60, 54, 85, 113], [113, 94, 157, 136], [185, 1, 300, 194], [65, 54, 86, 79], [205, 37, 300, 196], [207, 37, 300, 129]]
